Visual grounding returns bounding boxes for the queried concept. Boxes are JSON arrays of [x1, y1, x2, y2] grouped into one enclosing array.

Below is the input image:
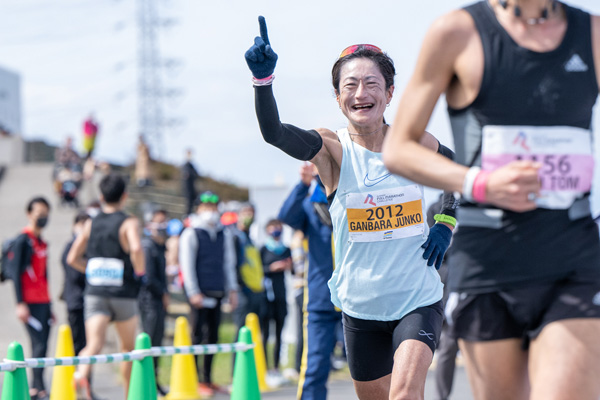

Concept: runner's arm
[[591, 16, 600, 91], [66, 219, 91, 273], [382, 13, 468, 193], [383, 11, 539, 212], [255, 85, 323, 160]]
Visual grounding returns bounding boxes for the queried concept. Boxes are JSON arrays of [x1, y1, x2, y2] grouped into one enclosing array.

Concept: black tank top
[[446, 1, 600, 292], [85, 211, 139, 298], [450, 1, 598, 167]]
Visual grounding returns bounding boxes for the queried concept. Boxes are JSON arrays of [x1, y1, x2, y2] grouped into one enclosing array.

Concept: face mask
[[270, 229, 282, 239], [199, 211, 220, 226], [156, 228, 168, 239], [36, 216, 48, 228], [241, 216, 254, 229]]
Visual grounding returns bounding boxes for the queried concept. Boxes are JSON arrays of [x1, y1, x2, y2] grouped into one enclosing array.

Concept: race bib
[[86, 257, 124, 287], [482, 126, 594, 209], [346, 185, 425, 242]]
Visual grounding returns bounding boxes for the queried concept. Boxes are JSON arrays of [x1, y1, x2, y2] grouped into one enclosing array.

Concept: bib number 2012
[[366, 205, 403, 221]]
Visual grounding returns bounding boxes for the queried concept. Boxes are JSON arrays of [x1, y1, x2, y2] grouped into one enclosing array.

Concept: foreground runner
[[383, 1, 600, 399], [245, 17, 456, 399]]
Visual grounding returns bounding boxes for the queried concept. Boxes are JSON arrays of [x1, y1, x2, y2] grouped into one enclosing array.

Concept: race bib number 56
[[482, 126, 594, 209], [346, 185, 425, 242]]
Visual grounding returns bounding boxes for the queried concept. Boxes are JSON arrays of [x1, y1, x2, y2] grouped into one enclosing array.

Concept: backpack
[[0, 234, 31, 282]]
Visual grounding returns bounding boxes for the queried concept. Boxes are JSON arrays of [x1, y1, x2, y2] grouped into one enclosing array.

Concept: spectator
[[181, 148, 200, 215], [139, 209, 170, 396], [165, 218, 184, 292], [135, 135, 152, 187], [260, 218, 292, 381], [290, 230, 307, 377], [278, 163, 341, 400], [54, 136, 81, 167], [11, 196, 53, 400], [179, 191, 238, 396], [61, 211, 91, 355], [232, 203, 265, 331]]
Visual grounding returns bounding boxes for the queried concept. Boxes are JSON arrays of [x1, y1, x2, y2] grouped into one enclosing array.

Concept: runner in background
[[67, 173, 145, 400]]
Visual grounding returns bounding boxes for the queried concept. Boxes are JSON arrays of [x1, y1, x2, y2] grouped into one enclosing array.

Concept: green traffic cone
[[231, 327, 261, 400], [127, 333, 157, 400], [1, 341, 30, 400]]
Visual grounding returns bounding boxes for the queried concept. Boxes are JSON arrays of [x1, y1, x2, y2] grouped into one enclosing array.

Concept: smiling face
[[336, 58, 394, 133]]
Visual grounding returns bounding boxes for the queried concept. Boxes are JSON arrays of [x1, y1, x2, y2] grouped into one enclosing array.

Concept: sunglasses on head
[[339, 44, 383, 59], [199, 193, 220, 204]]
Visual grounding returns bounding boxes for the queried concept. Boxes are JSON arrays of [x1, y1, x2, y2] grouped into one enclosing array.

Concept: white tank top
[[327, 128, 443, 321]]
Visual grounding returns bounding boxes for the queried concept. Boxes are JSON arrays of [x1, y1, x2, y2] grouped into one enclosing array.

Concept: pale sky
[[3, 0, 600, 199]]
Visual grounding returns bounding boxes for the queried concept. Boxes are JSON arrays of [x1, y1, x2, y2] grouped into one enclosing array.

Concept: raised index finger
[[258, 16, 270, 45]]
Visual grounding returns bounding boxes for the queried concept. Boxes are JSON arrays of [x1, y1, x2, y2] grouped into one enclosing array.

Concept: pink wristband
[[472, 170, 491, 203]]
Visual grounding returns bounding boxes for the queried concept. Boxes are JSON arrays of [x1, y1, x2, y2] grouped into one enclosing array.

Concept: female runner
[[245, 17, 456, 400]]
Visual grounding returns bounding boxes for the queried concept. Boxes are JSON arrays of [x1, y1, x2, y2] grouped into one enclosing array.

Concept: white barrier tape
[[0, 342, 254, 371]]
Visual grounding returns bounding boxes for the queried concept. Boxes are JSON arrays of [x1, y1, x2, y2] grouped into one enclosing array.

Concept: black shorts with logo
[[343, 301, 443, 382], [446, 277, 600, 349]]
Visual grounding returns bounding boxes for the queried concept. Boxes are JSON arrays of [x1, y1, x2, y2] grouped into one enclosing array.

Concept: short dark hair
[[26, 196, 50, 213], [99, 172, 126, 203], [331, 46, 396, 92], [265, 218, 282, 229], [152, 209, 168, 218], [239, 202, 255, 213], [74, 211, 90, 225]]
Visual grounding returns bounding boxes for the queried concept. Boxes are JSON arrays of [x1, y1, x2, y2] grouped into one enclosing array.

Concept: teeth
[[354, 104, 373, 109]]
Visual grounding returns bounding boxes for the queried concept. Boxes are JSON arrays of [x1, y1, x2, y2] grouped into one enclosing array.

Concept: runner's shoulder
[[315, 128, 338, 142], [426, 9, 478, 49]]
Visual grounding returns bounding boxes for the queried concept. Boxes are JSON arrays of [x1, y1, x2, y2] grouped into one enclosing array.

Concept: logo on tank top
[[364, 194, 377, 206], [364, 172, 391, 187], [564, 54, 589, 72], [512, 131, 530, 151]]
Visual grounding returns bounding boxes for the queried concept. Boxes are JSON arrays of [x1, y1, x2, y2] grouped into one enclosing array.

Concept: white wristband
[[462, 166, 481, 203], [252, 74, 275, 86]]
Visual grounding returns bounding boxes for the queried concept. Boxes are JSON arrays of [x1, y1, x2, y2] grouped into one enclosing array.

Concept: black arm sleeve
[[255, 85, 323, 160], [437, 142, 458, 219]]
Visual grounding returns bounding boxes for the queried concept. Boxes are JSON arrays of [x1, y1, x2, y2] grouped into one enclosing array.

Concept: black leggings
[[25, 303, 52, 391], [261, 299, 287, 370], [190, 302, 222, 384]]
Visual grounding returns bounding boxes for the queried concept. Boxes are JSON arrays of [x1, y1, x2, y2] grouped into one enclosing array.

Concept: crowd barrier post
[[49, 324, 76, 400], [245, 313, 269, 392], [165, 316, 201, 400], [128, 332, 157, 400], [1, 341, 29, 400], [231, 327, 260, 400]]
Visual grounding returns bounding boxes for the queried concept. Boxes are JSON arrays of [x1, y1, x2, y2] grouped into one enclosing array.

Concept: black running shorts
[[343, 301, 444, 382], [446, 277, 600, 348]]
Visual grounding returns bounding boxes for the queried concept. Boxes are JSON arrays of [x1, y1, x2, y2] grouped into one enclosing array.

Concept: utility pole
[[137, 0, 164, 157]]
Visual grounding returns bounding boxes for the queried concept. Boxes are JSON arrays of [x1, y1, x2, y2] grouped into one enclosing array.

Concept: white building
[[0, 66, 21, 135]]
